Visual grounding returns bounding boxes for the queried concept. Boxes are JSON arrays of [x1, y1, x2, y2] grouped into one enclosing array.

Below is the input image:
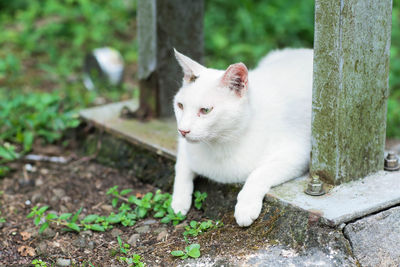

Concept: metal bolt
[[384, 152, 400, 171], [305, 175, 326, 196]]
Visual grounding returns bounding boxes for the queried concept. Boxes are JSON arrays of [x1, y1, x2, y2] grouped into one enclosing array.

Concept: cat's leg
[[234, 143, 308, 227], [171, 142, 195, 215]]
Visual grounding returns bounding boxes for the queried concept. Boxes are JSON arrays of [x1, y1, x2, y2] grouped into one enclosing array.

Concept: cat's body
[[171, 48, 313, 226]]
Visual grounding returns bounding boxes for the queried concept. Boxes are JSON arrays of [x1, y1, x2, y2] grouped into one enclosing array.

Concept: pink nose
[[179, 129, 190, 137]]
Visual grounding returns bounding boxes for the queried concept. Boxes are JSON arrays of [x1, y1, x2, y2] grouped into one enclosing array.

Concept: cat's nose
[[179, 129, 190, 137]]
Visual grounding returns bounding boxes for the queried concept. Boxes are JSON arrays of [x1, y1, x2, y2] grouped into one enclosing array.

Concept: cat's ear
[[174, 48, 205, 83], [220, 63, 248, 97]]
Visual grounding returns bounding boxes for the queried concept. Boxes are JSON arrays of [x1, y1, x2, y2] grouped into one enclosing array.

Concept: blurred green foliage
[[0, 0, 137, 82], [204, 0, 314, 69], [204, 0, 400, 138], [0, 0, 137, 176]]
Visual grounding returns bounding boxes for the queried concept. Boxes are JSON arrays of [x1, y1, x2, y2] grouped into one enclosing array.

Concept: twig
[[24, 154, 69, 164]]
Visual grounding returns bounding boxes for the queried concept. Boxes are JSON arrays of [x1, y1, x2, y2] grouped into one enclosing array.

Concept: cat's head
[[173, 49, 250, 143]]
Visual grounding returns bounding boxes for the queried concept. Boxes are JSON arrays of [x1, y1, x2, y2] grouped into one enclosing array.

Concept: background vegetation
[[0, 0, 399, 174]]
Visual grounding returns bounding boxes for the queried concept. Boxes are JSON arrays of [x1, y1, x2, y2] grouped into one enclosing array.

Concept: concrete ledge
[[80, 100, 177, 160], [269, 172, 400, 226], [80, 100, 400, 227]]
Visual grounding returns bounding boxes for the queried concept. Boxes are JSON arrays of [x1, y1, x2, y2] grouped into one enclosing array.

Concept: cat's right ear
[[174, 48, 205, 83]]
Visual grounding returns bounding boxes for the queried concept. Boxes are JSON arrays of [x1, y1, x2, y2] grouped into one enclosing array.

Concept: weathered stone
[[31, 192, 43, 203], [35, 241, 48, 256], [100, 204, 114, 213], [135, 225, 150, 234], [110, 228, 123, 238], [49, 195, 59, 206], [174, 222, 188, 231], [311, 0, 392, 185], [142, 219, 157, 225], [344, 206, 400, 266], [153, 227, 168, 235], [137, 0, 204, 118], [87, 241, 95, 250], [245, 246, 353, 266], [184, 245, 356, 267], [73, 237, 86, 248], [52, 188, 66, 198], [35, 177, 44, 186], [259, 198, 353, 254], [156, 230, 168, 241], [42, 227, 56, 239], [127, 234, 140, 246], [56, 258, 71, 267], [79, 230, 93, 237]]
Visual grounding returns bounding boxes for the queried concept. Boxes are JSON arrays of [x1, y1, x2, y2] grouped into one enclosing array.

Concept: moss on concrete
[[311, 0, 392, 185], [83, 130, 175, 190]]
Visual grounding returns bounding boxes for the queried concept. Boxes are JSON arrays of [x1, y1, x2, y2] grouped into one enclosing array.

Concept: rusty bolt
[[384, 152, 400, 171], [305, 175, 326, 196]]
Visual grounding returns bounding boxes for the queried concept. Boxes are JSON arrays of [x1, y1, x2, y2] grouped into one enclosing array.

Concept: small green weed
[[27, 206, 90, 233], [115, 236, 145, 267], [194, 191, 207, 210], [0, 211, 5, 223], [107, 187, 186, 225], [32, 259, 48, 267], [27, 188, 186, 234], [183, 220, 223, 242], [171, 243, 201, 259], [26, 204, 142, 233], [27, 187, 222, 262]]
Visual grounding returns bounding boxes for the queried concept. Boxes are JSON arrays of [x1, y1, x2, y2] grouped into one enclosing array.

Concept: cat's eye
[[177, 102, 183, 110], [200, 107, 213, 115]]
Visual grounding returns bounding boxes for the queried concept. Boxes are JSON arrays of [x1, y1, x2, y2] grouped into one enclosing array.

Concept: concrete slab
[[182, 245, 356, 267], [344, 206, 400, 267], [80, 100, 400, 226], [80, 100, 177, 160], [268, 172, 400, 226]]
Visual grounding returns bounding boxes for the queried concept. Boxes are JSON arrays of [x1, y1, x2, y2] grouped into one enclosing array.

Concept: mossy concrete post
[[310, 0, 392, 185], [137, 0, 204, 119]]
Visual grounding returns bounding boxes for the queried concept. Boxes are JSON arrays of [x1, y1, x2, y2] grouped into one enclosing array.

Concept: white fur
[[171, 48, 313, 226]]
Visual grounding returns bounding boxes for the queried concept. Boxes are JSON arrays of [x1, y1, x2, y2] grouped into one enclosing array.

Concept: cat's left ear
[[174, 48, 205, 83], [220, 63, 248, 97]]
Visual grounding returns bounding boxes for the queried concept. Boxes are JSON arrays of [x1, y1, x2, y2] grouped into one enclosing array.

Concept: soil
[[0, 140, 270, 267]]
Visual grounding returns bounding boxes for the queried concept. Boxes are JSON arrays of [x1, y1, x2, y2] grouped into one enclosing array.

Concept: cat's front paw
[[171, 194, 192, 215], [234, 198, 262, 227]]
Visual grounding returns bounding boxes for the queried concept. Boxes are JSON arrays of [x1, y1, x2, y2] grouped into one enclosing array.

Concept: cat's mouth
[[184, 137, 201, 143]]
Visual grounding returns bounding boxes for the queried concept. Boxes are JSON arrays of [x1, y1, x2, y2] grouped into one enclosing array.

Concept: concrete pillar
[[310, 0, 392, 185], [137, 0, 204, 119]]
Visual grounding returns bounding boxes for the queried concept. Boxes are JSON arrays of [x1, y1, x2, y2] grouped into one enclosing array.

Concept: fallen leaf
[[18, 245, 36, 257], [20, 231, 32, 241], [135, 192, 145, 198]]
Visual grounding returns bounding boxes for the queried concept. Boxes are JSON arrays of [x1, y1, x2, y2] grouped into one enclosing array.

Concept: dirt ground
[[2, 135, 399, 266], [0, 141, 196, 266], [0, 139, 276, 267]]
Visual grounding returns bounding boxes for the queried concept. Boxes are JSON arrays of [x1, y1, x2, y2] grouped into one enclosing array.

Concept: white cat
[[171, 48, 313, 227]]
